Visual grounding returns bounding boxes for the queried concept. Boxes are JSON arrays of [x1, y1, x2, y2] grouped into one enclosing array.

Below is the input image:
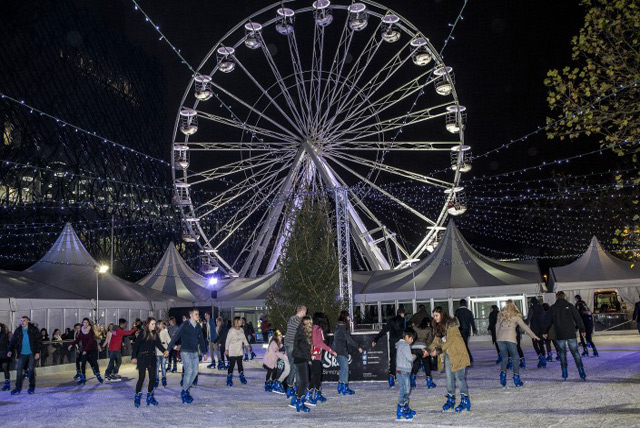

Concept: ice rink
[[1, 335, 638, 427]]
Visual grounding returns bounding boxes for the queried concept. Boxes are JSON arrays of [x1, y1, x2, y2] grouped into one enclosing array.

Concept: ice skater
[[155, 320, 171, 388], [410, 315, 437, 389], [131, 317, 169, 407], [396, 328, 419, 421], [308, 312, 336, 405], [575, 295, 598, 357], [284, 305, 307, 398], [429, 307, 471, 412], [0, 323, 11, 391], [68, 318, 103, 385], [526, 298, 548, 368], [263, 329, 289, 393], [333, 310, 363, 395], [488, 305, 502, 364], [204, 312, 219, 368], [291, 315, 313, 413], [497, 300, 540, 387], [105, 318, 137, 381], [225, 316, 251, 386], [7, 316, 42, 395], [543, 291, 587, 381], [372, 307, 406, 387]]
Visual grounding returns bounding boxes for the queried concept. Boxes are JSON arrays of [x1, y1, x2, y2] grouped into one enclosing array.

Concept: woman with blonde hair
[[496, 300, 540, 388]]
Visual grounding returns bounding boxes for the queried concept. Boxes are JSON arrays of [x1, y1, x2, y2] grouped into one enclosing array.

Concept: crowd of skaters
[[0, 293, 638, 421]]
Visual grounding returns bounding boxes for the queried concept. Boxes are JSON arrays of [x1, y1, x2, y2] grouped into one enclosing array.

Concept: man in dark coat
[[454, 299, 477, 362], [372, 308, 406, 387], [543, 291, 587, 381], [408, 305, 430, 327], [527, 297, 548, 367], [7, 316, 42, 395]]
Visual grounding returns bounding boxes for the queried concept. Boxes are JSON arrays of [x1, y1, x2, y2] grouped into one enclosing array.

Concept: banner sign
[[321, 331, 389, 382]]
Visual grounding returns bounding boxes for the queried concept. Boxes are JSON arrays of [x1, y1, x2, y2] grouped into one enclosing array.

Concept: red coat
[[108, 326, 137, 352], [311, 325, 333, 361]]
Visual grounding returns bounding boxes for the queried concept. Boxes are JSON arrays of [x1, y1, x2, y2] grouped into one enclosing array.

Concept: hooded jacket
[[395, 339, 414, 372], [429, 318, 470, 372], [373, 315, 405, 346], [526, 298, 546, 336], [542, 298, 585, 340]]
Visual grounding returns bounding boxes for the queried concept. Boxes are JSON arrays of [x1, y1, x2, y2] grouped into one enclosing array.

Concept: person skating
[[155, 320, 171, 388], [372, 307, 406, 387], [333, 311, 363, 395], [0, 323, 11, 391], [68, 318, 103, 385], [575, 295, 598, 357], [204, 312, 219, 368], [454, 299, 477, 363], [167, 308, 208, 403], [225, 316, 251, 386], [70, 323, 82, 380], [7, 316, 42, 395], [263, 329, 289, 394], [166, 317, 179, 373], [131, 317, 169, 407], [396, 328, 424, 421], [105, 318, 137, 381], [284, 305, 307, 398], [542, 291, 587, 381], [410, 315, 437, 389], [216, 317, 230, 370], [308, 312, 336, 405], [526, 298, 548, 368], [497, 300, 540, 387], [429, 307, 471, 413], [488, 305, 502, 364], [290, 315, 313, 413]]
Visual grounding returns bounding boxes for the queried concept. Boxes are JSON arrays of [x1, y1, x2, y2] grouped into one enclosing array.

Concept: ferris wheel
[[172, 0, 471, 278]]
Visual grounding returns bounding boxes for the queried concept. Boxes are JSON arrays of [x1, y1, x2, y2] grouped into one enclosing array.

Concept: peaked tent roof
[[550, 236, 640, 290], [23, 223, 183, 302], [215, 272, 280, 308], [137, 243, 212, 302], [355, 221, 542, 302], [0, 269, 83, 299]]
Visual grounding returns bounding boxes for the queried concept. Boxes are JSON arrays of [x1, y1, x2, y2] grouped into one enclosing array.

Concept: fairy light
[[440, 0, 469, 57]]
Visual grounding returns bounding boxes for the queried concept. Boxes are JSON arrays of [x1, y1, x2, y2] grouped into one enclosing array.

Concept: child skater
[[263, 329, 290, 393], [396, 328, 419, 421], [225, 316, 251, 386], [429, 306, 471, 413], [333, 310, 363, 395], [131, 317, 169, 408]]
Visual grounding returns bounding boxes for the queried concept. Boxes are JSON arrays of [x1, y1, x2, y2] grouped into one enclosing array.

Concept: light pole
[[95, 264, 109, 324]]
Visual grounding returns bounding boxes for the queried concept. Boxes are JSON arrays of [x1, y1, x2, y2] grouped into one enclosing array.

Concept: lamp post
[[95, 264, 109, 324], [208, 276, 218, 319]]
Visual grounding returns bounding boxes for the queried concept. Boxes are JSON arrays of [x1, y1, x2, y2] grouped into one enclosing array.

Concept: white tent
[[549, 236, 640, 310], [215, 272, 280, 308], [354, 221, 543, 303], [137, 243, 212, 303]]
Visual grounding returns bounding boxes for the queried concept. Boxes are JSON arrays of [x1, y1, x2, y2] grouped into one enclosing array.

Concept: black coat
[[0, 330, 8, 356], [292, 325, 312, 363], [333, 322, 359, 356], [527, 302, 547, 335], [543, 298, 585, 340], [633, 301, 640, 322], [488, 311, 498, 333], [455, 307, 477, 335], [373, 315, 405, 345], [408, 308, 430, 328], [9, 323, 43, 357], [132, 332, 166, 365]]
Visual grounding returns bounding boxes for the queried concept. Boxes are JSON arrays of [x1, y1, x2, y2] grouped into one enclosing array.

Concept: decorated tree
[[265, 193, 341, 333], [544, 0, 640, 258]]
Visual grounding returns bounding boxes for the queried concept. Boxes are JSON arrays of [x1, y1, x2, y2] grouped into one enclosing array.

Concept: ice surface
[[1, 335, 638, 427]]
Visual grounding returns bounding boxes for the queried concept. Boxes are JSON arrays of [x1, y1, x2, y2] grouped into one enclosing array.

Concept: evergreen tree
[[266, 193, 341, 333]]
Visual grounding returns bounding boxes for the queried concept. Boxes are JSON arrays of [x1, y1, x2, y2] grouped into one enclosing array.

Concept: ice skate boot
[[2, 380, 9, 391], [272, 381, 285, 394], [343, 383, 355, 395], [404, 403, 416, 417], [537, 354, 547, 368], [455, 394, 471, 412], [546, 354, 553, 363], [442, 394, 455, 411], [134, 392, 142, 408], [73, 371, 81, 381], [239, 371, 247, 385], [388, 374, 395, 388], [289, 395, 297, 408], [410, 374, 416, 388], [27, 386, 34, 394], [396, 403, 413, 420], [305, 389, 317, 406], [513, 374, 524, 387], [561, 366, 568, 380], [146, 392, 158, 406], [264, 380, 273, 392], [316, 388, 327, 402], [578, 367, 586, 381], [10, 388, 21, 395], [286, 386, 296, 399], [217, 360, 224, 370], [426, 376, 437, 389], [162, 376, 167, 387], [495, 354, 502, 365], [154, 376, 159, 388], [592, 347, 599, 357], [77, 374, 86, 385], [250, 351, 257, 360], [226, 374, 233, 387], [337, 382, 345, 395], [500, 371, 507, 387], [192, 375, 198, 386], [295, 397, 311, 413], [581, 347, 588, 357], [519, 358, 526, 369], [207, 362, 215, 369], [171, 365, 177, 373]]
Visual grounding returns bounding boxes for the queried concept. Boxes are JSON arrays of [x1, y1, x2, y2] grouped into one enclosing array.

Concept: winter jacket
[[408, 307, 430, 328], [217, 324, 230, 349], [70, 326, 98, 353], [132, 332, 166, 367], [429, 318, 470, 373], [413, 324, 435, 347], [633, 301, 640, 322], [156, 329, 171, 357], [167, 324, 179, 339], [225, 327, 249, 357], [263, 340, 287, 369], [284, 315, 302, 349], [312, 325, 333, 361], [488, 310, 498, 334], [9, 323, 42, 357], [207, 318, 218, 342], [496, 313, 538, 343], [542, 298, 585, 340], [167, 321, 206, 354], [333, 322, 359, 356], [454, 307, 477, 335], [292, 325, 312, 363], [395, 339, 414, 373], [373, 315, 406, 346], [527, 301, 546, 336], [108, 325, 137, 352], [0, 330, 9, 356]]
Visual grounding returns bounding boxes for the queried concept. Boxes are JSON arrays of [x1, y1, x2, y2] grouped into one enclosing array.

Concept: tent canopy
[[137, 243, 212, 302], [215, 272, 280, 308], [355, 221, 542, 302]]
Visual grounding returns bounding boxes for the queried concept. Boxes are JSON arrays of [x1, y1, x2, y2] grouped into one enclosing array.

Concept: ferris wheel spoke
[[195, 109, 299, 143], [187, 151, 293, 185], [325, 150, 452, 189], [326, 140, 460, 151], [285, 31, 313, 133], [234, 59, 305, 136], [206, 78, 301, 140], [324, 153, 437, 226], [185, 141, 297, 151], [309, 21, 326, 136]]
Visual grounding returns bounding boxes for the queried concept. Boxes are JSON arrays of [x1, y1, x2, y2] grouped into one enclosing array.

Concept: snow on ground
[[1, 335, 639, 428]]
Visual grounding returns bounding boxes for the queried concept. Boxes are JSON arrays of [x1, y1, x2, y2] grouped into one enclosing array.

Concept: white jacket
[[156, 329, 171, 356], [225, 327, 249, 357]]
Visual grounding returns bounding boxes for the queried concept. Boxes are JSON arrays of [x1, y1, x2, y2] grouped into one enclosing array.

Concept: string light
[[440, 0, 469, 57]]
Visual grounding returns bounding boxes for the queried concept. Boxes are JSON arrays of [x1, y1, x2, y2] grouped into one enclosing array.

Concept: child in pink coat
[[263, 330, 289, 393]]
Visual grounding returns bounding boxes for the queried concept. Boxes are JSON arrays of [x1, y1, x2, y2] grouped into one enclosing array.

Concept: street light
[[95, 264, 109, 324]]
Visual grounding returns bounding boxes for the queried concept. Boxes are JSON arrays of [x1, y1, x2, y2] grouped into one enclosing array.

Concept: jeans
[[444, 354, 468, 396], [397, 371, 411, 406], [498, 341, 520, 375], [15, 353, 36, 389], [105, 350, 122, 376], [556, 338, 583, 369], [295, 361, 310, 399], [156, 355, 166, 379], [337, 354, 349, 384], [285, 345, 297, 386], [209, 341, 219, 363], [181, 351, 199, 390]]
